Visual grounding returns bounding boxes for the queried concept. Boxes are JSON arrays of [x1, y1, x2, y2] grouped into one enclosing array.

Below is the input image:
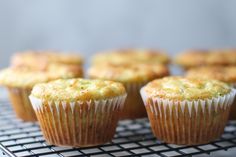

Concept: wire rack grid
[[1, 99, 236, 157]]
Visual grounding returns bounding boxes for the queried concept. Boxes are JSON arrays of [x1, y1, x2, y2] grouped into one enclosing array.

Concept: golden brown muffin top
[[11, 50, 83, 70], [92, 48, 169, 65], [31, 78, 126, 101], [88, 63, 169, 83], [175, 49, 236, 68], [142, 76, 231, 101], [0, 63, 83, 88], [186, 66, 236, 83]]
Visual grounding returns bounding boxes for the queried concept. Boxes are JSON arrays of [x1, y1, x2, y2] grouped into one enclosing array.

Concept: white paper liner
[[29, 94, 127, 146], [29, 94, 127, 113], [140, 87, 236, 118]]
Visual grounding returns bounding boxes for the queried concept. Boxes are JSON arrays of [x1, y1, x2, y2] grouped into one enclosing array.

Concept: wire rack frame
[[0, 100, 236, 157]]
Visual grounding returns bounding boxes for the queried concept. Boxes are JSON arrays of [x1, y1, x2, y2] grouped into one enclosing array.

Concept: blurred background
[[1, 0, 236, 68], [1, 1, 236, 156]]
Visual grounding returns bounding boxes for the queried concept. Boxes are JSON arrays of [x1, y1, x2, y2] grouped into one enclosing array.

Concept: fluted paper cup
[[140, 88, 236, 145], [7, 87, 37, 121], [120, 82, 147, 119], [229, 83, 236, 120], [29, 95, 127, 147]]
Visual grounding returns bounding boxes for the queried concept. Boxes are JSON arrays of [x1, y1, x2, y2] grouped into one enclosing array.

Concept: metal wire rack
[[1, 99, 236, 157]]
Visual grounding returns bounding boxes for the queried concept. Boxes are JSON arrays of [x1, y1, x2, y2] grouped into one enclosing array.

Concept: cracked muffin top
[[141, 76, 231, 101], [175, 49, 236, 69], [88, 63, 169, 83], [92, 49, 169, 65], [186, 66, 236, 83], [0, 63, 83, 88], [31, 78, 126, 101], [11, 50, 83, 70]]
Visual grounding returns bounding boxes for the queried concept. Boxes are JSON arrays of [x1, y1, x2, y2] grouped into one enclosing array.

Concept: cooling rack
[[1, 99, 236, 157]]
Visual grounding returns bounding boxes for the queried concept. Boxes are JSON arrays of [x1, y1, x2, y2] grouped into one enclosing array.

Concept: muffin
[[186, 66, 236, 119], [11, 50, 83, 70], [92, 48, 169, 65], [29, 79, 127, 147], [88, 63, 169, 119], [0, 64, 83, 121], [140, 76, 236, 145], [175, 49, 236, 70]]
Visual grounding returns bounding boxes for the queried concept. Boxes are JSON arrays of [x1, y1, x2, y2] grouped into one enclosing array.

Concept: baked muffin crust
[[175, 49, 236, 68], [186, 66, 236, 83], [11, 51, 83, 70], [92, 49, 169, 65], [0, 64, 82, 88], [142, 76, 231, 101], [31, 79, 126, 101], [88, 63, 169, 83]]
